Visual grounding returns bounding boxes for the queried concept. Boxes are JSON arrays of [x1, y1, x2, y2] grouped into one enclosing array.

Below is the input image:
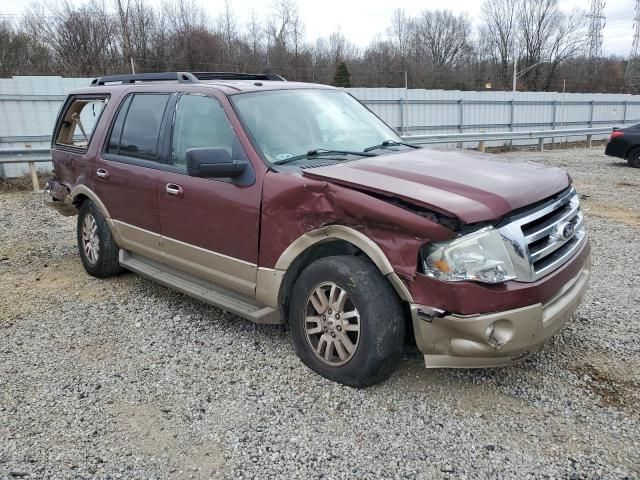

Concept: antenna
[[626, 0, 640, 93], [586, 0, 606, 61]]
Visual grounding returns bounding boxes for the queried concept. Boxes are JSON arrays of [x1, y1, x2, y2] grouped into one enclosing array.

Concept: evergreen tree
[[333, 62, 351, 87]]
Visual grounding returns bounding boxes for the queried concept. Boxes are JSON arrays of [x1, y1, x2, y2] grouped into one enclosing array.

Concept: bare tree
[[416, 10, 471, 68], [217, 0, 237, 67], [481, 0, 519, 88], [388, 9, 413, 61], [518, 0, 586, 89], [0, 0, 625, 92]]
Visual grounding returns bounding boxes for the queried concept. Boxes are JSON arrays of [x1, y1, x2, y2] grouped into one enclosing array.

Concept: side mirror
[[186, 148, 248, 178]]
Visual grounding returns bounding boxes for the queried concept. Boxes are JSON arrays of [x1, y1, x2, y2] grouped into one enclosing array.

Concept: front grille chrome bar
[[499, 188, 587, 282]]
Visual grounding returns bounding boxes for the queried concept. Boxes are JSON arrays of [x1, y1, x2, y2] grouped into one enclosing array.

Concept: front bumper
[[411, 253, 591, 368]]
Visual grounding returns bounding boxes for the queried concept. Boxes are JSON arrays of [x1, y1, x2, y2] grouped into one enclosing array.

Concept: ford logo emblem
[[556, 221, 575, 240]]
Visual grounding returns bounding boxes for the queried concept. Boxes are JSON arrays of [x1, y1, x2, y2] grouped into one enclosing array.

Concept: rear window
[[55, 96, 108, 150], [106, 93, 170, 161]]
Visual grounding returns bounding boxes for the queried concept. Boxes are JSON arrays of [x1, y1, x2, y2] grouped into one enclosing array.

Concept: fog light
[[485, 319, 514, 348]]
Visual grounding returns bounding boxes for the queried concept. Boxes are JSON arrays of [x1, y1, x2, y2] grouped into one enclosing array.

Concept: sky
[[1, 0, 636, 57]]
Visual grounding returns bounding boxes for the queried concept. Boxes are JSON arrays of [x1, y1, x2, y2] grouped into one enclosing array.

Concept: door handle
[[96, 168, 109, 179], [165, 183, 184, 198]]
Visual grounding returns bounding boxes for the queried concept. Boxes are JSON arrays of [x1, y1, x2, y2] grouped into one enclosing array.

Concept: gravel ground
[[1, 147, 639, 479]]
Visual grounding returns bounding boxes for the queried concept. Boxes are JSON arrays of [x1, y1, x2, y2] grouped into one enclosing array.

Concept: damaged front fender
[[259, 171, 457, 285]]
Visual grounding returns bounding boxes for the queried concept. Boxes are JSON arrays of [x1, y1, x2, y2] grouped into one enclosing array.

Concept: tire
[[77, 200, 122, 278], [628, 147, 640, 168], [289, 255, 405, 388]]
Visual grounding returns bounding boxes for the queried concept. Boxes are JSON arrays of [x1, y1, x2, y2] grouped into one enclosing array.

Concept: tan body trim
[[162, 235, 256, 296], [263, 225, 413, 306], [69, 185, 112, 219]]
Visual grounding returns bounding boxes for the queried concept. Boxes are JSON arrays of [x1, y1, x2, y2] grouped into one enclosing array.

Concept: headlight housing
[[422, 227, 517, 284]]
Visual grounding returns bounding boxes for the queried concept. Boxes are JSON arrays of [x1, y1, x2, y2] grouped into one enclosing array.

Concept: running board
[[119, 250, 282, 325]]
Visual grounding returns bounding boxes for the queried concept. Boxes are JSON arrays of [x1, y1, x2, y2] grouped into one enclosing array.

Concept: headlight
[[422, 227, 517, 284]]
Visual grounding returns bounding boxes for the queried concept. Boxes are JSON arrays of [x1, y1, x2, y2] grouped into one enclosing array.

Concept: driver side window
[[171, 94, 242, 167]]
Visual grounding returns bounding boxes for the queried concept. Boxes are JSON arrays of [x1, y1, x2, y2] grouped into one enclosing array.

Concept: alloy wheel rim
[[304, 282, 360, 367], [81, 213, 100, 265]]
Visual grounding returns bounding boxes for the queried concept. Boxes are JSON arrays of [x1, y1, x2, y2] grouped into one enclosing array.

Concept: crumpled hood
[[302, 148, 570, 224]]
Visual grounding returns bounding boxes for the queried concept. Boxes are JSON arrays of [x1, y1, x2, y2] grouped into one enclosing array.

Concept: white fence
[[1, 76, 639, 178]]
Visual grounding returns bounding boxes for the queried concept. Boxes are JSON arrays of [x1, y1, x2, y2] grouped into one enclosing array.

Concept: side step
[[119, 251, 282, 325]]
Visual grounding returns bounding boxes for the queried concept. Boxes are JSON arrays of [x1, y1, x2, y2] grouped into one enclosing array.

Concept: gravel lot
[[1, 147, 639, 479]]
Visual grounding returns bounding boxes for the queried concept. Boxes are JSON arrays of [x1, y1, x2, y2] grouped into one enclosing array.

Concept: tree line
[[0, 0, 632, 92]]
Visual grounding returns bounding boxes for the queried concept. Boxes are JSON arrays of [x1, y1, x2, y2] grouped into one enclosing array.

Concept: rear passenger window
[[55, 97, 108, 150], [107, 94, 169, 161]]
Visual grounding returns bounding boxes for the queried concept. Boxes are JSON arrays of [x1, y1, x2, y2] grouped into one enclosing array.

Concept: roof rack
[[90, 71, 286, 86]]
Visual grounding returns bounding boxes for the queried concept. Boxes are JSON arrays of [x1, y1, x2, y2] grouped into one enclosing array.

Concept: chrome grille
[[499, 188, 587, 282]]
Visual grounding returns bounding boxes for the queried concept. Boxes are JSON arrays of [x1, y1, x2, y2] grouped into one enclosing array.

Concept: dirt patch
[[0, 172, 51, 193], [107, 402, 226, 478], [570, 364, 640, 413], [583, 203, 640, 228], [0, 256, 133, 319]]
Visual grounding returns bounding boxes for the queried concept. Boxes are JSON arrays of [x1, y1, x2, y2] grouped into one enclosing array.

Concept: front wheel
[[77, 200, 122, 278], [289, 255, 405, 388]]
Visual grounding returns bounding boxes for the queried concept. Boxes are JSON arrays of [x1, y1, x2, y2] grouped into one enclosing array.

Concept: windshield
[[231, 89, 403, 164]]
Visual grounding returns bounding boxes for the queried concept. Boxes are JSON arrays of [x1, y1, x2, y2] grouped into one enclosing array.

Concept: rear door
[[93, 92, 171, 262], [156, 93, 262, 296]]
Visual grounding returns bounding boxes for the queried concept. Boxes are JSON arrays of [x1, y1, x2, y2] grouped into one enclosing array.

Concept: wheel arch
[[69, 185, 111, 219], [68, 185, 123, 245], [258, 225, 413, 320]]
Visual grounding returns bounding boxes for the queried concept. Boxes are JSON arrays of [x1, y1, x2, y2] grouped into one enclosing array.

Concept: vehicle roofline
[[64, 81, 338, 97]]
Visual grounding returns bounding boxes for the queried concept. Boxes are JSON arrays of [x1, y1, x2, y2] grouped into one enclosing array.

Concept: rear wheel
[[289, 255, 405, 388], [77, 200, 122, 278], [628, 147, 640, 168]]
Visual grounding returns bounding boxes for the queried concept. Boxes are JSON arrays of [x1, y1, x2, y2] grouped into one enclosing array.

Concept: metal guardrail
[[0, 125, 616, 192], [402, 126, 615, 151], [0, 148, 52, 191]]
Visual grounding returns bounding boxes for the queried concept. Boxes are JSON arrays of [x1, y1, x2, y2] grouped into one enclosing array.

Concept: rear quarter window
[[54, 96, 109, 150]]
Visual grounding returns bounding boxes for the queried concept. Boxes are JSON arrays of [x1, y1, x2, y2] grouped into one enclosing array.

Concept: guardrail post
[[538, 138, 544, 152], [28, 161, 39, 192], [509, 99, 515, 150], [457, 99, 464, 148], [551, 100, 557, 148], [478, 140, 485, 153], [587, 134, 593, 148]]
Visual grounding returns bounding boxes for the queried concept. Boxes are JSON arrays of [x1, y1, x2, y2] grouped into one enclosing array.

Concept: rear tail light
[[610, 130, 624, 140]]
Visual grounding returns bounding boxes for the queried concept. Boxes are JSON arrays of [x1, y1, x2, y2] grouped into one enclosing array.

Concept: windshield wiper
[[273, 148, 376, 165], [363, 140, 420, 152]]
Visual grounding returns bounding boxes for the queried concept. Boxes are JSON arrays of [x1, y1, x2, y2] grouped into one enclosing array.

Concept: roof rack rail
[[90, 71, 286, 86], [91, 72, 197, 86], [192, 72, 286, 81]]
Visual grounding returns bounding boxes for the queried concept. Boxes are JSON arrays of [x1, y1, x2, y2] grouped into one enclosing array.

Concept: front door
[[156, 93, 262, 296], [93, 92, 172, 262]]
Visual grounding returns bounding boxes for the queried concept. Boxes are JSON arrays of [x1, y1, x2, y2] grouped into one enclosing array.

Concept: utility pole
[[586, 0, 606, 62], [512, 53, 518, 94], [626, 0, 640, 93]]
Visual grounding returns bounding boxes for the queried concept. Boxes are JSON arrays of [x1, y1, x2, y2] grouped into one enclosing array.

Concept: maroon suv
[[46, 72, 591, 387]]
